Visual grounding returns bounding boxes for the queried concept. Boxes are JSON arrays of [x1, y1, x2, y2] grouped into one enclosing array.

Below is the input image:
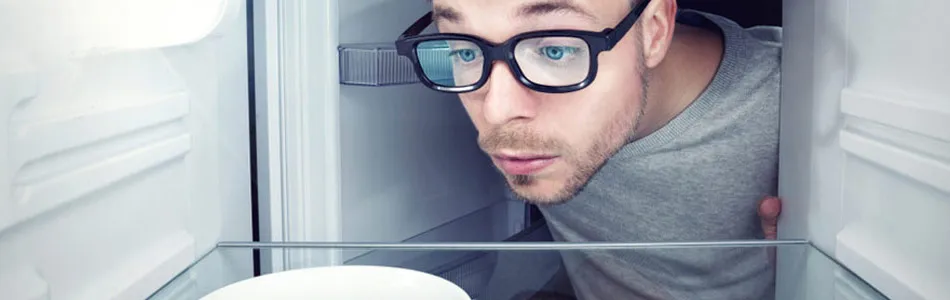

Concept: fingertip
[[758, 196, 782, 219]]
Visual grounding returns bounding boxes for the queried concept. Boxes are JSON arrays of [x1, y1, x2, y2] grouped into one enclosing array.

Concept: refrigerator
[[0, 0, 947, 299]]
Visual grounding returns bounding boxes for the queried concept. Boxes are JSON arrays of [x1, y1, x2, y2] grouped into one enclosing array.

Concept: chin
[[505, 175, 577, 206]]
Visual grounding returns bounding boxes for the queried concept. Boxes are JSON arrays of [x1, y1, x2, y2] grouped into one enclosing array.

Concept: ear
[[637, 0, 677, 68]]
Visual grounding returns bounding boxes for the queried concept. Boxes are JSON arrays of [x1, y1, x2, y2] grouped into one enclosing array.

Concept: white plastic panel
[[0, 0, 253, 299], [335, 0, 514, 254], [778, 0, 950, 299]]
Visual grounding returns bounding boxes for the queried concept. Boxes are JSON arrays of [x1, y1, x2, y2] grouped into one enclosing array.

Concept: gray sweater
[[485, 9, 783, 300]]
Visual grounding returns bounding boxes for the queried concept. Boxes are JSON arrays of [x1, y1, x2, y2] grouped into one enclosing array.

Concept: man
[[396, 0, 783, 299]]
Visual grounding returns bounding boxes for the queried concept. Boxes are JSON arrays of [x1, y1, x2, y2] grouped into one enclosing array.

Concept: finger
[[758, 196, 782, 240]]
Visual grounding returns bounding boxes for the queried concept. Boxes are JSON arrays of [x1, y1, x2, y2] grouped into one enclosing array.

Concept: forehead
[[430, 0, 625, 40]]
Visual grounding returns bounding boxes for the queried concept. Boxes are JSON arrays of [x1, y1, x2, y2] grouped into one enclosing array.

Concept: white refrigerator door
[[0, 0, 254, 299], [778, 0, 949, 299]]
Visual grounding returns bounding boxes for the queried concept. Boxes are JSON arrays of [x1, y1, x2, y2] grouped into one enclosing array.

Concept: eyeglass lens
[[415, 36, 592, 88]]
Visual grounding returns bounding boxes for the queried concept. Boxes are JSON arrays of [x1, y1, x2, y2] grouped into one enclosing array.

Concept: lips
[[492, 153, 558, 175]]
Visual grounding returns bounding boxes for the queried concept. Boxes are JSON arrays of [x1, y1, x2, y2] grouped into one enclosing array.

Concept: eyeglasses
[[394, 0, 651, 94]]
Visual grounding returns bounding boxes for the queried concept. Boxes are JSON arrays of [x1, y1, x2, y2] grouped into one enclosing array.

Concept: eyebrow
[[432, 0, 597, 24], [518, 0, 597, 21], [432, 4, 461, 23]]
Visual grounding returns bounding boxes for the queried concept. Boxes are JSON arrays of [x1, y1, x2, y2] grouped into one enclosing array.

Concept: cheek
[[459, 95, 486, 129], [543, 97, 621, 151], [594, 33, 646, 96], [544, 68, 644, 156], [583, 50, 646, 126]]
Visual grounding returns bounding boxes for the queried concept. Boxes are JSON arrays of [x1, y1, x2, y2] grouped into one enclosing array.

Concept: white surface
[[199, 265, 471, 300], [0, 0, 254, 299], [777, 0, 950, 299]]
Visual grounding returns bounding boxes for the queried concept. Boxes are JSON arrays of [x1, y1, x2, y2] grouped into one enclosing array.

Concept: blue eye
[[539, 46, 577, 60], [449, 49, 478, 62]]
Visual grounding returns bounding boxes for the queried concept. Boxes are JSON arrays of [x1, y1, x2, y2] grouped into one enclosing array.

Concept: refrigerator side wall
[[0, 0, 255, 299], [277, 0, 521, 266], [778, 0, 950, 299], [336, 0, 514, 250]]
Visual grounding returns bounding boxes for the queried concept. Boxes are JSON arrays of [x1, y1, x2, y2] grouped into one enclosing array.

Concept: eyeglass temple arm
[[604, 0, 652, 49], [399, 11, 434, 39]]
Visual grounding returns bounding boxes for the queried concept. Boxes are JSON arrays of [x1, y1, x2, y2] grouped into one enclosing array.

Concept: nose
[[482, 62, 538, 126]]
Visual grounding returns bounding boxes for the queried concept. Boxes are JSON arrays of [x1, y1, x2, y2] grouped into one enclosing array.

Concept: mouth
[[491, 153, 559, 176]]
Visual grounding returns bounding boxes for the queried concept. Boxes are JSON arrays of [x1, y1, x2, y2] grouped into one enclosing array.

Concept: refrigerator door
[[778, 0, 950, 299], [0, 0, 254, 299]]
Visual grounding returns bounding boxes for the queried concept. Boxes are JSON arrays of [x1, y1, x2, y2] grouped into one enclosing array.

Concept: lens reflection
[[416, 39, 483, 87]]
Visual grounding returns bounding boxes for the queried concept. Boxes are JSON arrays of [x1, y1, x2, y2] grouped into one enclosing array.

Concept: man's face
[[432, 0, 650, 205]]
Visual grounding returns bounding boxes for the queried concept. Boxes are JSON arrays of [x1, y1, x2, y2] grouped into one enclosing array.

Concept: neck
[[634, 23, 724, 140]]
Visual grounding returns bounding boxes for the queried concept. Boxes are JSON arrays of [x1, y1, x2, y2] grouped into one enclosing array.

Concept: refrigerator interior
[[0, 0, 948, 299]]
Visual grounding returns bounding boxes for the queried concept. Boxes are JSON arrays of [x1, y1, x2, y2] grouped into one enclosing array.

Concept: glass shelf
[[148, 239, 888, 300]]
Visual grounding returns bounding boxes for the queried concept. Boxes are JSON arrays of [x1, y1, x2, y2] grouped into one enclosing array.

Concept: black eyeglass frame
[[394, 0, 652, 94]]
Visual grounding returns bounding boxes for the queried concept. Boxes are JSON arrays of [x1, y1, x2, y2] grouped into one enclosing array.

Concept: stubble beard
[[498, 54, 650, 206]]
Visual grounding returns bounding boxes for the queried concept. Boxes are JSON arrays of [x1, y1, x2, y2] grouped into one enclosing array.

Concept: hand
[[758, 196, 782, 271], [757, 196, 782, 240]]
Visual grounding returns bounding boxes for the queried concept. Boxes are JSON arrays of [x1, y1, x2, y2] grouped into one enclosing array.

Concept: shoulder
[[677, 10, 781, 104], [738, 25, 783, 84], [744, 25, 783, 49], [675, 10, 782, 147], [707, 11, 781, 107], [678, 9, 782, 73]]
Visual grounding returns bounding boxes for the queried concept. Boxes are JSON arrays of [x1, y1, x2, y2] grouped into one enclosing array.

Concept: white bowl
[[200, 265, 471, 300]]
